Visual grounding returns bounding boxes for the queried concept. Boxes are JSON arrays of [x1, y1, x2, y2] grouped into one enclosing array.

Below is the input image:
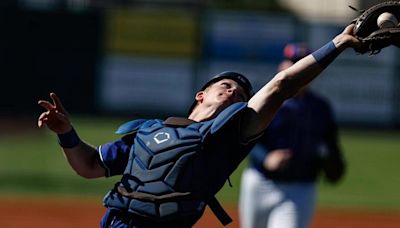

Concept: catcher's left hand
[[351, 1, 400, 55]]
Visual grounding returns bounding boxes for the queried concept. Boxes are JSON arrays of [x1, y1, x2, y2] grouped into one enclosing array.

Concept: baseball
[[377, 12, 398, 28]]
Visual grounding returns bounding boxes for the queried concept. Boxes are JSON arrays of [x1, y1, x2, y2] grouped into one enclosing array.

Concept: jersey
[[98, 102, 259, 227], [249, 91, 343, 182]]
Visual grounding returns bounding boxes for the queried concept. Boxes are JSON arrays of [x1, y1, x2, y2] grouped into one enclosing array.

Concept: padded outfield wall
[[99, 8, 400, 127]]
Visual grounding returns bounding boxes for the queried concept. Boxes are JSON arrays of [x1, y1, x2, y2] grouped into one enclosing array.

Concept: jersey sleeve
[[210, 105, 263, 165], [98, 139, 131, 177]]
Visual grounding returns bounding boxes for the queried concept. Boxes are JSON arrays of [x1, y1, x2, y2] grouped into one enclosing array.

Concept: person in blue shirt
[[38, 26, 357, 228], [239, 43, 346, 228]]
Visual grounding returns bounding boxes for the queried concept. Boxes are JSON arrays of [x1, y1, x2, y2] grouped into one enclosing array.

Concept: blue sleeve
[[265, 114, 292, 149], [98, 139, 131, 177], [249, 143, 268, 167], [250, 107, 292, 167]]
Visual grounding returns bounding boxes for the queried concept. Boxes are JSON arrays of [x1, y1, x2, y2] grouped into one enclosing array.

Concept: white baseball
[[377, 12, 398, 28]]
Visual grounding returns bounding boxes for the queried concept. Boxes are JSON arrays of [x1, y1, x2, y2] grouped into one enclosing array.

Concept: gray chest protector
[[103, 102, 248, 225]]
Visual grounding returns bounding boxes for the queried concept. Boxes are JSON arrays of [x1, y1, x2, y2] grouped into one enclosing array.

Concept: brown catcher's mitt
[[351, 1, 400, 55]]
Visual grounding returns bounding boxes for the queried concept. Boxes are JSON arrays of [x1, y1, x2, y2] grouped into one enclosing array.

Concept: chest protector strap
[[117, 186, 192, 203]]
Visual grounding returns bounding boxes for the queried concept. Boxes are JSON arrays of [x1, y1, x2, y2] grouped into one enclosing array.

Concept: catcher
[[37, 21, 383, 227]]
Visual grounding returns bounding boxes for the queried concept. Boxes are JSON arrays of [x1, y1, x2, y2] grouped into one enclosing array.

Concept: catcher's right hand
[[38, 92, 72, 134], [351, 1, 400, 55]]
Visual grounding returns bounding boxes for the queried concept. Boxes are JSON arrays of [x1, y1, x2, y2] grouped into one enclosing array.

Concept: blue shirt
[[98, 139, 131, 177], [249, 90, 342, 182]]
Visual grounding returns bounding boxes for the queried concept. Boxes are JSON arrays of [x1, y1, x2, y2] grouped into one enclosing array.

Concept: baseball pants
[[239, 168, 316, 228]]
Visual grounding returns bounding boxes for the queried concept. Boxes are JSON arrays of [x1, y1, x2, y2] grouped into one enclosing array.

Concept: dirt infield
[[0, 197, 399, 228]]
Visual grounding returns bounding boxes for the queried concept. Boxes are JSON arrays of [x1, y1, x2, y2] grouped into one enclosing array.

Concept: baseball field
[[1, 116, 400, 227]]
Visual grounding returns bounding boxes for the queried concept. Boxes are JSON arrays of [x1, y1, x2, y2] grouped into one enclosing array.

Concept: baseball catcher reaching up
[[38, 22, 384, 227]]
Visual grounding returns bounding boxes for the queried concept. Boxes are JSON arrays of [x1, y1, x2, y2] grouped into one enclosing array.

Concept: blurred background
[[1, 0, 399, 124], [0, 0, 399, 227]]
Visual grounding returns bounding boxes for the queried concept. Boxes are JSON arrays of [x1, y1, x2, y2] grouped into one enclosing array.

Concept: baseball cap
[[283, 43, 311, 63], [188, 71, 254, 114]]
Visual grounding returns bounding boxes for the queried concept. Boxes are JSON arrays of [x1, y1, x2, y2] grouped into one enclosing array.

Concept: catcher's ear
[[195, 91, 204, 102]]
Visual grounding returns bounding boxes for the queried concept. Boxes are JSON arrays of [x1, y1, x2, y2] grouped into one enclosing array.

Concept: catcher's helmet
[[188, 71, 254, 114]]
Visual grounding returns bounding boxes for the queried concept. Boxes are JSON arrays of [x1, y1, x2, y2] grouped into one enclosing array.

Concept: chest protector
[[103, 102, 248, 225]]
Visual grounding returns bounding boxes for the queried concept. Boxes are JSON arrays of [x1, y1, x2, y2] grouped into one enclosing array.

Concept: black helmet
[[188, 71, 254, 114]]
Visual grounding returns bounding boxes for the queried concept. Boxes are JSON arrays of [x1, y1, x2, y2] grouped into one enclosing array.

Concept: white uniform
[[239, 168, 316, 228]]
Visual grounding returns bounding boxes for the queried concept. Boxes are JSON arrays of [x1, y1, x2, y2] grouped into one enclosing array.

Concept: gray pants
[[239, 168, 316, 228]]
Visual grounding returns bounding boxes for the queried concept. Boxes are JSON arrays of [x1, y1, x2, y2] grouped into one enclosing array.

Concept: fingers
[[38, 92, 68, 114], [37, 112, 48, 128], [50, 93, 68, 114], [37, 109, 70, 131], [342, 24, 355, 35], [38, 100, 54, 111], [333, 25, 361, 50], [37, 92, 72, 132]]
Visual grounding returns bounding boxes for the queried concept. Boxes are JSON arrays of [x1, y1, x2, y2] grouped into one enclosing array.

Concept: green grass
[[1, 117, 400, 211], [316, 129, 400, 210], [0, 116, 123, 198], [217, 129, 400, 211]]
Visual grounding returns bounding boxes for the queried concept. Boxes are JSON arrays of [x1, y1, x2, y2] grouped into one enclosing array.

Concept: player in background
[[38, 26, 357, 228], [239, 43, 346, 228]]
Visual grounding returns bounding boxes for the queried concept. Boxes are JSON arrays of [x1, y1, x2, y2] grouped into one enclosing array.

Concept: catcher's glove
[[351, 1, 400, 55]]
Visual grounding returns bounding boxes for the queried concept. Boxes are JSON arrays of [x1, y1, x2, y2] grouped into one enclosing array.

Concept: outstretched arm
[[242, 24, 360, 139], [38, 93, 105, 178]]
